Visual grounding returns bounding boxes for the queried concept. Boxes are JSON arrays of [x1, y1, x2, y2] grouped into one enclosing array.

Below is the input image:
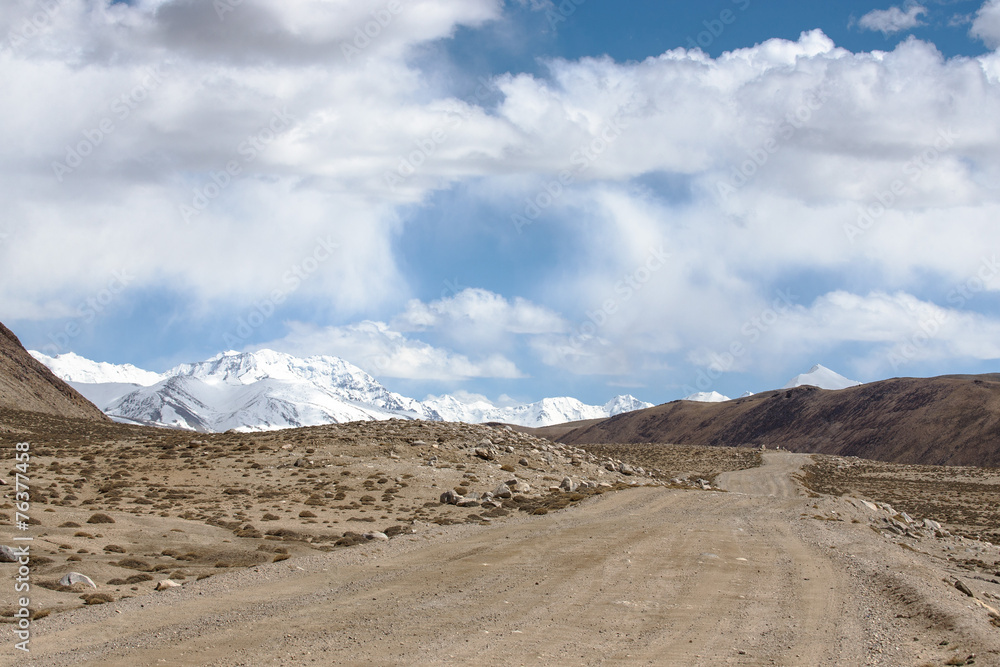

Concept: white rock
[[155, 579, 181, 591], [59, 572, 97, 589]]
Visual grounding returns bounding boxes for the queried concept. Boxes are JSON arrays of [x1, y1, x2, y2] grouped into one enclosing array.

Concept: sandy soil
[[10, 452, 1000, 666]]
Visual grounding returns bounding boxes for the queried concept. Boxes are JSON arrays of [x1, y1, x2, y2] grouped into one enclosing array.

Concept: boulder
[[560, 477, 577, 493], [0, 545, 20, 563]]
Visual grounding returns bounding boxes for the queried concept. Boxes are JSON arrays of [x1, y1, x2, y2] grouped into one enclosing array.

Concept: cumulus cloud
[[856, 5, 928, 35], [394, 288, 567, 341], [257, 320, 524, 381], [972, 0, 1000, 48], [751, 290, 1000, 374], [4, 5, 1000, 392]]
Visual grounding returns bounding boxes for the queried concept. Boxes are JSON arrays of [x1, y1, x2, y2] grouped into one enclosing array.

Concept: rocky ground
[[3, 411, 1000, 666], [0, 410, 750, 621]]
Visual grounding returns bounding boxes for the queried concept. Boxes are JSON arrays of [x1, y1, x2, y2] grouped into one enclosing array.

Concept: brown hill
[[533, 375, 1000, 467], [0, 321, 108, 421]]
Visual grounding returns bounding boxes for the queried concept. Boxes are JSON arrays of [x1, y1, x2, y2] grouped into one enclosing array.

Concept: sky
[[3, 0, 1000, 407]]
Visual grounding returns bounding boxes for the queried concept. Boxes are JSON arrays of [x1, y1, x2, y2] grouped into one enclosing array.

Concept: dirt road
[[15, 453, 998, 666]]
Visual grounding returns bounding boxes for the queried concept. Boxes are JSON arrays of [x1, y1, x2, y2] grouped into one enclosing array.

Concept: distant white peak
[[782, 364, 862, 391], [739, 391, 755, 398], [29, 350, 163, 386], [603, 394, 655, 414], [682, 391, 731, 403]]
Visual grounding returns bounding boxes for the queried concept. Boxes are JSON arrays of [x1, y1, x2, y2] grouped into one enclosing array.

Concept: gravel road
[[14, 453, 1000, 666]]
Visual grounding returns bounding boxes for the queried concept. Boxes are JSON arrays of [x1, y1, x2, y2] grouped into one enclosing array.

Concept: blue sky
[[3, 0, 1000, 406]]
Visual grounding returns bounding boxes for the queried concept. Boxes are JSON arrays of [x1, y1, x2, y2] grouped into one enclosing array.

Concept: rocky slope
[[0, 322, 107, 421], [532, 375, 1000, 467]]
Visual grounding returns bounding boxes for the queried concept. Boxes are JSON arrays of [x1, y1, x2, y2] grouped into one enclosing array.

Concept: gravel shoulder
[[11, 452, 1000, 666]]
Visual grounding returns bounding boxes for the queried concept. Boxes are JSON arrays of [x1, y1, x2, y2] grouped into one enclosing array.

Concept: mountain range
[[531, 373, 1000, 467], [29, 349, 655, 432]]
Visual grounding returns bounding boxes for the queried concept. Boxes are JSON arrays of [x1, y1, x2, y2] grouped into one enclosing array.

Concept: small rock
[[60, 572, 97, 589], [0, 546, 21, 563], [560, 477, 578, 493], [155, 580, 181, 591], [518, 458, 529, 466], [364, 532, 389, 541], [457, 498, 481, 508], [440, 490, 462, 505], [474, 448, 495, 461], [955, 579, 975, 597], [493, 484, 513, 499], [411, 440, 427, 447]]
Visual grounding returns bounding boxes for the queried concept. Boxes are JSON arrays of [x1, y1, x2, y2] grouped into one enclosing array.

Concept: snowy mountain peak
[[32, 350, 653, 431], [682, 391, 731, 403], [29, 350, 164, 386], [604, 394, 655, 415], [782, 365, 862, 391]]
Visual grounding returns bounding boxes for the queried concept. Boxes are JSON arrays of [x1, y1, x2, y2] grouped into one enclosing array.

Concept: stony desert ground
[[2, 410, 1000, 665]]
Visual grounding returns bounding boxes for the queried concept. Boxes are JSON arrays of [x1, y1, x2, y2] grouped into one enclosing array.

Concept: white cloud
[[857, 5, 928, 35], [972, 0, 1000, 48], [756, 291, 1000, 373], [4, 7, 1000, 391], [258, 320, 524, 381], [394, 288, 567, 341]]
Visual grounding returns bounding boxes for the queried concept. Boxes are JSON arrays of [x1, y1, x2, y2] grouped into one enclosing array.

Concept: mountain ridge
[[530, 375, 1000, 467], [31, 349, 653, 431]]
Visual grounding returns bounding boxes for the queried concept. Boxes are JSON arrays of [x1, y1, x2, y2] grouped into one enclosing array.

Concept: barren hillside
[[0, 322, 107, 421], [532, 375, 1000, 467]]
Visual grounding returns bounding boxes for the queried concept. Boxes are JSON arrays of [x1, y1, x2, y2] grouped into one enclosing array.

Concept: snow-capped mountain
[[783, 364, 862, 391], [31, 351, 164, 385], [30, 349, 652, 432], [682, 391, 731, 403], [422, 394, 652, 426]]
